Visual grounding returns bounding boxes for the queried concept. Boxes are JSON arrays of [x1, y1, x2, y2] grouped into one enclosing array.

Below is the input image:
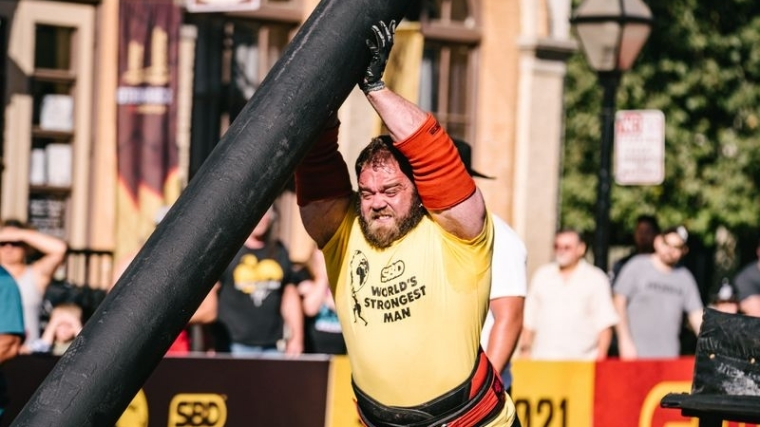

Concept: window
[[426, 0, 473, 24], [417, 0, 480, 141], [0, 1, 95, 244], [186, 15, 295, 177], [29, 24, 77, 239], [420, 41, 472, 138], [224, 20, 293, 124]]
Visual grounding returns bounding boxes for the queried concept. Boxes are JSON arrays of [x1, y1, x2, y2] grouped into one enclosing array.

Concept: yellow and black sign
[[168, 393, 227, 427]]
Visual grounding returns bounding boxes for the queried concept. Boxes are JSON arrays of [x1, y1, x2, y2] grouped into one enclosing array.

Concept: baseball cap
[[662, 225, 689, 244], [711, 278, 738, 304], [452, 138, 494, 179]]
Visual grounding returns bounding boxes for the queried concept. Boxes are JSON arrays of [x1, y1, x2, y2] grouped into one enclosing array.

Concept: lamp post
[[570, 0, 653, 270]]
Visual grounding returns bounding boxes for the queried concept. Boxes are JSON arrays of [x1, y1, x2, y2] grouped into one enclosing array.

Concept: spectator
[[610, 214, 660, 284], [482, 216, 526, 392], [112, 206, 218, 355], [215, 206, 303, 356], [614, 225, 704, 359], [0, 266, 23, 424], [520, 229, 618, 360], [453, 138, 526, 395], [298, 249, 346, 355], [0, 219, 67, 347], [708, 278, 739, 314], [734, 237, 760, 316], [27, 302, 82, 356]]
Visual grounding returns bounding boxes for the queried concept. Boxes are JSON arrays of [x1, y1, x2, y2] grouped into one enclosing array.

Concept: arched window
[[416, 0, 480, 140]]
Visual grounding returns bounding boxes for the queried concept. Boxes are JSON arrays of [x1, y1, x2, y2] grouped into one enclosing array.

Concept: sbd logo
[[168, 393, 227, 427]]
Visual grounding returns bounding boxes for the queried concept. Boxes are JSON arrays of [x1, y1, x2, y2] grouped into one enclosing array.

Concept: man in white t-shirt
[[455, 139, 527, 393], [521, 229, 618, 360], [481, 215, 527, 393]]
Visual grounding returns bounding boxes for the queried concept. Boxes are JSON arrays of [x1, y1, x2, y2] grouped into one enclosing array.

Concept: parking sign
[[614, 110, 665, 185]]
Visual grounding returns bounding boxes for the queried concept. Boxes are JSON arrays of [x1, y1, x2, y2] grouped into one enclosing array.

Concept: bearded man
[[295, 20, 517, 427]]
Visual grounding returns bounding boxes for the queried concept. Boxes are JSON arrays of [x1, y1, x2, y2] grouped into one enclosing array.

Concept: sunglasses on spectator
[[0, 241, 23, 247], [553, 244, 574, 251], [661, 238, 686, 251]]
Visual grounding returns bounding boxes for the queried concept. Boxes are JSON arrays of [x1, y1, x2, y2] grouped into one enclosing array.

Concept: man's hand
[[359, 20, 396, 94], [617, 336, 638, 360]]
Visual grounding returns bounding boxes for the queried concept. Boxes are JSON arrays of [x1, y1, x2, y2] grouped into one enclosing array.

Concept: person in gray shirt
[[613, 226, 704, 359], [734, 237, 760, 316]]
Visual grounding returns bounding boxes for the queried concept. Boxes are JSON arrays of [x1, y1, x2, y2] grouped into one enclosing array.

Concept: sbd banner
[[4, 355, 758, 426]]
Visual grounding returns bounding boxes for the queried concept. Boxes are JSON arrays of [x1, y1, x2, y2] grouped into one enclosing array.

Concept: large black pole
[[592, 71, 621, 271], [10, 1, 410, 425]]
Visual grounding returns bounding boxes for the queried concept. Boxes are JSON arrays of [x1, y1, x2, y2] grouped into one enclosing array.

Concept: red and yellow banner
[[512, 360, 596, 426], [510, 358, 760, 427], [115, 0, 182, 263], [4, 355, 758, 427], [594, 358, 695, 427]]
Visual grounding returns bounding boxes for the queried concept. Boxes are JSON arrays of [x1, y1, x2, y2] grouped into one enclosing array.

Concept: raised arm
[[295, 114, 353, 248], [0, 226, 67, 292], [360, 21, 486, 239]]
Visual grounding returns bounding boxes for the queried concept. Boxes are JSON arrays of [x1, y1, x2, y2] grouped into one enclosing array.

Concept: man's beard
[[356, 194, 425, 250]]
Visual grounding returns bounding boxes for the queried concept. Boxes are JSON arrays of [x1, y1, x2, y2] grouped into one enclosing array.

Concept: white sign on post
[[186, 0, 261, 13], [614, 109, 665, 186]]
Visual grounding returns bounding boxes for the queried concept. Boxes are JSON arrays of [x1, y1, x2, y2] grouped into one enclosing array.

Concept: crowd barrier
[[1, 354, 757, 427]]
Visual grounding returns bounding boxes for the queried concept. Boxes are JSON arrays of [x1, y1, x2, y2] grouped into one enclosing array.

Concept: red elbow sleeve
[[394, 114, 476, 210], [295, 126, 352, 206]]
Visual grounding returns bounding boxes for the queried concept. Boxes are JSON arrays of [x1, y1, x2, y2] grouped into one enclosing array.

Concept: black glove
[[359, 20, 396, 94]]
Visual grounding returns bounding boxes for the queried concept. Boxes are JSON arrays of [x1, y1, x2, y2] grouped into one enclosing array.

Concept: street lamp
[[570, 0, 653, 270]]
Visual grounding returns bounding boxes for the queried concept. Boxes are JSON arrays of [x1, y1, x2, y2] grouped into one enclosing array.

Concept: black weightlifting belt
[[353, 348, 506, 427]]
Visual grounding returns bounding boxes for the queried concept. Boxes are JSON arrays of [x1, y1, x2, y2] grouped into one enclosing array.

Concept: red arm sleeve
[[394, 114, 476, 210]]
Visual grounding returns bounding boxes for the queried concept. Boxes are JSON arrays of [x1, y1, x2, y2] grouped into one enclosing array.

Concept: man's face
[[553, 232, 586, 268], [654, 232, 687, 266], [356, 156, 423, 249], [633, 221, 657, 253]]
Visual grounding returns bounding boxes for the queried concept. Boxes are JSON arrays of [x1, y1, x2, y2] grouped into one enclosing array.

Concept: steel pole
[[10, 0, 410, 425], [593, 71, 621, 271]]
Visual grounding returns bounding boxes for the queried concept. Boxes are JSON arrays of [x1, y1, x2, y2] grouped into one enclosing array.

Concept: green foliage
[[561, 1, 760, 250]]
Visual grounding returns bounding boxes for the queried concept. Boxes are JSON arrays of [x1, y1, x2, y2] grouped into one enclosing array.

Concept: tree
[[561, 0, 760, 278]]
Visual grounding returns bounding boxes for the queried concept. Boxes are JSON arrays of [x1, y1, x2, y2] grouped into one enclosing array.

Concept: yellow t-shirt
[[322, 206, 493, 406]]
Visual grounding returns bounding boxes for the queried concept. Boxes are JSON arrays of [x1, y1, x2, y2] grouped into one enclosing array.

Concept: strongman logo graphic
[[349, 250, 369, 325], [233, 254, 283, 306]]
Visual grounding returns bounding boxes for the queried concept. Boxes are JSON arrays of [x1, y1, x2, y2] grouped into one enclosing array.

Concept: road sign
[[614, 109, 665, 185], [186, 0, 261, 13]]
